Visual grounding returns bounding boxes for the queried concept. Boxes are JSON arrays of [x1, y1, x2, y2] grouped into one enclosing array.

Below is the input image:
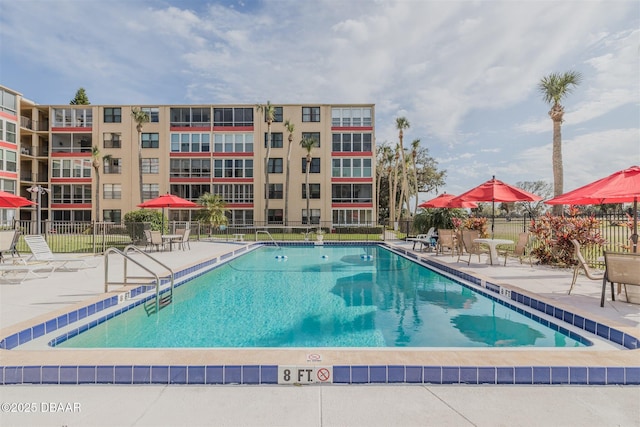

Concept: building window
[[301, 132, 320, 147], [103, 209, 122, 223], [104, 108, 121, 123], [51, 184, 92, 204], [142, 158, 159, 174], [142, 184, 159, 201], [211, 184, 254, 204], [302, 209, 321, 225], [302, 107, 320, 122], [52, 159, 92, 178], [331, 184, 372, 203], [0, 150, 17, 172], [0, 90, 17, 115], [5, 122, 16, 144], [267, 209, 283, 224], [331, 133, 372, 152], [213, 133, 253, 153], [332, 158, 372, 177], [103, 184, 122, 199], [53, 210, 91, 221], [170, 133, 210, 152], [213, 108, 253, 127], [170, 184, 211, 202], [170, 159, 211, 178], [51, 133, 92, 153], [332, 209, 373, 225], [302, 183, 321, 199], [141, 133, 159, 148], [302, 157, 321, 173], [141, 107, 160, 123], [264, 132, 283, 148], [170, 107, 211, 127], [331, 107, 372, 127], [103, 158, 122, 174], [228, 209, 253, 226], [213, 159, 253, 178], [267, 158, 283, 173], [267, 183, 283, 199], [103, 132, 121, 148], [52, 108, 92, 127]]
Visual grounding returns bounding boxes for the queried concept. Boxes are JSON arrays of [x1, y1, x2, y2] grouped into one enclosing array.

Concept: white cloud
[[0, 0, 637, 193]]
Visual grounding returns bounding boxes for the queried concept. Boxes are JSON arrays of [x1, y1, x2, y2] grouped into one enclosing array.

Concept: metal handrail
[[255, 230, 279, 248], [104, 246, 175, 314]]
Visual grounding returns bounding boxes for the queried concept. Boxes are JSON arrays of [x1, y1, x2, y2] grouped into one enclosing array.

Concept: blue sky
[[1, 0, 638, 202]]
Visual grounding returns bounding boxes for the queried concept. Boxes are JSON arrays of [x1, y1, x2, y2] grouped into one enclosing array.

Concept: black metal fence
[[397, 212, 634, 264], [4, 220, 385, 255], [3, 214, 631, 265]]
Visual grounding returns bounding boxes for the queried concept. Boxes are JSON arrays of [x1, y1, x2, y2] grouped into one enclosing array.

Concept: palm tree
[[300, 136, 316, 225], [256, 101, 275, 224], [283, 119, 295, 226], [197, 192, 228, 235], [395, 117, 411, 220], [389, 146, 400, 227], [131, 107, 150, 204], [538, 71, 582, 215], [410, 139, 420, 215], [91, 145, 111, 222], [376, 143, 391, 223]]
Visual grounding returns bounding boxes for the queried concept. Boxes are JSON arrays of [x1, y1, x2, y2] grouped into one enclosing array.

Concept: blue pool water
[[59, 245, 585, 348]]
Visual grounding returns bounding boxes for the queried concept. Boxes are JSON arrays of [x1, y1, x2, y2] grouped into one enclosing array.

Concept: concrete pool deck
[[0, 239, 639, 426]]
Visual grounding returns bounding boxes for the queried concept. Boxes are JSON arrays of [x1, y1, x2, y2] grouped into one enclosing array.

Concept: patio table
[[474, 238, 513, 265]]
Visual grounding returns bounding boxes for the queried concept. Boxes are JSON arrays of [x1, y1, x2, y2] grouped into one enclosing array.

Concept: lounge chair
[[568, 239, 604, 295], [601, 251, 640, 307], [22, 235, 101, 271], [0, 263, 55, 284], [498, 232, 532, 266], [0, 229, 18, 262], [458, 230, 489, 265], [407, 227, 435, 251]]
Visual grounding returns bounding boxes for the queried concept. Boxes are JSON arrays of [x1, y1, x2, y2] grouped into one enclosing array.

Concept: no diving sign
[[278, 366, 333, 384]]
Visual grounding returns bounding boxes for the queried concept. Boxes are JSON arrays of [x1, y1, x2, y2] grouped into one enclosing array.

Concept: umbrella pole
[[632, 198, 638, 253], [491, 199, 495, 238]]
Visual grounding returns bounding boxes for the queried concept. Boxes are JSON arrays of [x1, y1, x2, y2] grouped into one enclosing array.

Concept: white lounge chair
[[22, 235, 101, 271], [0, 263, 55, 284], [407, 227, 436, 252]]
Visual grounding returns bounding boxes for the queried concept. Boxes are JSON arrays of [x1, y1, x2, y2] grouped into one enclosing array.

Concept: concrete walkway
[[0, 239, 638, 427]]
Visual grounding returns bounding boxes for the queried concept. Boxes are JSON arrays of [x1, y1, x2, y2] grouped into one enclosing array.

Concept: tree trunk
[[550, 105, 564, 216], [264, 121, 272, 224], [305, 156, 311, 225], [284, 135, 292, 226], [94, 166, 101, 222], [137, 124, 144, 205]]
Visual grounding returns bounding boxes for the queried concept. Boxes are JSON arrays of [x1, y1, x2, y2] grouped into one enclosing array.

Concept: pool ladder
[[255, 230, 279, 248], [104, 245, 175, 316]]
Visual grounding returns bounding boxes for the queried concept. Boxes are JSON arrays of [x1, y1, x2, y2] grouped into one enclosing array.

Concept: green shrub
[[124, 209, 165, 241]]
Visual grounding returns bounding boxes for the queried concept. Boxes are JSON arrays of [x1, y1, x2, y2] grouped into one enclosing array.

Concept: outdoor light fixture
[[27, 185, 49, 235]]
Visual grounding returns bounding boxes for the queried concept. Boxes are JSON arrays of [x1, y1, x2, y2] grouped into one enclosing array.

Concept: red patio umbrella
[[419, 193, 478, 209], [546, 165, 640, 252], [0, 191, 37, 208], [138, 193, 199, 231], [452, 176, 542, 237]]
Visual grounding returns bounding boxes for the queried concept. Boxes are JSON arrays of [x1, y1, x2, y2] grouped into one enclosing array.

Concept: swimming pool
[[57, 245, 586, 349]]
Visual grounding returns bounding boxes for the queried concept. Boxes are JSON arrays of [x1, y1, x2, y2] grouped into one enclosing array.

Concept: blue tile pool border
[[1, 242, 639, 386], [2, 364, 638, 385]]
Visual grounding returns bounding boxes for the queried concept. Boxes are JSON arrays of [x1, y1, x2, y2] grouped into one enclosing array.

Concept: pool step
[[144, 293, 173, 316]]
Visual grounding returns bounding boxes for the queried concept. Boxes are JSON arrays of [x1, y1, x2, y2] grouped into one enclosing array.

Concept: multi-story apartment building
[[2, 85, 376, 227]]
